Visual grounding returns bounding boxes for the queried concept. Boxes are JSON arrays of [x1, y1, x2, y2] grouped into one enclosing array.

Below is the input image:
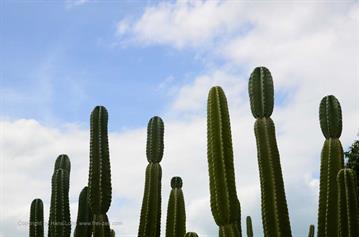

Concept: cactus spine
[[248, 67, 292, 237], [246, 216, 253, 237], [165, 177, 186, 237], [30, 199, 44, 237], [88, 106, 112, 237], [138, 116, 164, 237], [317, 95, 344, 237], [308, 225, 315, 237], [337, 168, 359, 237], [74, 187, 92, 237], [207, 86, 241, 237], [184, 232, 199, 237]]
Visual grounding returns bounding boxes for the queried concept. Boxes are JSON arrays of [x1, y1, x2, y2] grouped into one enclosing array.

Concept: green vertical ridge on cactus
[[207, 86, 241, 237], [184, 232, 199, 237], [308, 225, 315, 237], [30, 198, 44, 237], [319, 95, 342, 139], [248, 67, 291, 237], [74, 187, 92, 237], [93, 214, 111, 237], [337, 168, 359, 237], [146, 116, 164, 163], [166, 177, 186, 237], [88, 106, 112, 215], [54, 154, 71, 173], [110, 229, 115, 237], [138, 163, 162, 237], [246, 216, 253, 237]]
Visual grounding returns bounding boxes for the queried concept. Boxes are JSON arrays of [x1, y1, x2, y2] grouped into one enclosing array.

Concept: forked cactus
[[138, 116, 164, 237], [246, 216, 253, 237], [207, 86, 241, 237], [74, 187, 92, 237], [88, 106, 112, 237], [317, 95, 344, 237], [29, 199, 44, 237], [248, 67, 292, 237], [165, 177, 186, 237]]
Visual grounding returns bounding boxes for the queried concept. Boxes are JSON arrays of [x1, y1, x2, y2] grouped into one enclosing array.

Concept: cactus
[[207, 86, 242, 237], [110, 229, 115, 237], [165, 176, 186, 237], [48, 169, 71, 237], [246, 216, 253, 237], [88, 106, 112, 237], [29, 199, 44, 237], [184, 232, 199, 237], [337, 168, 359, 237], [138, 116, 164, 237], [74, 187, 92, 237], [317, 95, 344, 237], [308, 225, 315, 237], [54, 154, 71, 173], [248, 67, 292, 237]]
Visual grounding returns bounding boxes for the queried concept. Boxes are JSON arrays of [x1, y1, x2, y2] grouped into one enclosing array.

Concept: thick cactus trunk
[[30, 199, 44, 237]]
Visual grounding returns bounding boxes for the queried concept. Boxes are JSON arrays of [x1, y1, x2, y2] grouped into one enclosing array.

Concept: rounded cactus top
[[248, 67, 274, 118], [337, 168, 356, 180], [171, 176, 183, 188], [31, 198, 43, 209], [184, 232, 199, 237], [319, 95, 342, 139], [91, 105, 108, 120], [54, 154, 71, 173], [146, 116, 164, 163]]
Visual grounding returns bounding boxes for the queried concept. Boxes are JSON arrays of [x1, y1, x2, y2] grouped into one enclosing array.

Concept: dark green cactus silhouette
[[248, 67, 291, 237], [110, 229, 115, 237], [337, 168, 359, 237], [308, 225, 315, 237], [246, 216, 253, 237], [166, 176, 186, 237], [138, 116, 164, 237], [48, 169, 71, 237], [54, 154, 71, 173], [207, 86, 242, 237], [317, 95, 344, 237], [74, 187, 92, 237], [184, 232, 199, 237], [30, 198, 44, 237], [88, 106, 112, 237]]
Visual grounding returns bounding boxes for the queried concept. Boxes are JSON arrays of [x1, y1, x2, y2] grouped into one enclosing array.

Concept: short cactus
[[29, 198, 44, 237], [246, 216, 253, 237], [248, 67, 292, 237], [74, 187, 92, 237], [165, 176, 186, 237], [337, 168, 359, 237], [317, 95, 344, 237], [207, 86, 242, 237], [138, 116, 164, 237], [308, 225, 315, 237], [184, 232, 199, 237]]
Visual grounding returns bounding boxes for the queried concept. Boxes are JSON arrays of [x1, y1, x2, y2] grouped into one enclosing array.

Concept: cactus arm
[[207, 86, 241, 236], [74, 187, 92, 237], [146, 116, 164, 163], [184, 232, 199, 237], [319, 95, 342, 139], [30, 199, 44, 237], [308, 225, 315, 237], [246, 216, 253, 237], [110, 229, 115, 237]]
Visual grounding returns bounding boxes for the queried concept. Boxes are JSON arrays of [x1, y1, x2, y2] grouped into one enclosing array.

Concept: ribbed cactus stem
[[337, 168, 359, 237], [138, 116, 164, 237], [93, 214, 111, 237], [248, 67, 291, 237], [184, 232, 199, 237], [308, 225, 315, 237], [317, 95, 344, 237], [29, 199, 44, 237], [207, 86, 241, 237], [74, 187, 92, 237], [246, 216, 253, 237], [166, 177, 186, 237], [54, 154, 71, 173]]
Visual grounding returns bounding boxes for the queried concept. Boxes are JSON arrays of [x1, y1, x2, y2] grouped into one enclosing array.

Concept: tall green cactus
[[207, 86, 241, 237], [30, 199, 44, 237], [165, 177, 186, 237], [54, 154, 71, 173], [184, 232, 199, 237], [74, 187, 92, 237], [88, 106, 112, 237], [138, 116, 164, 237], [246, 216, 253, 237], [48, 169, 71, 237], [308, 225, 315, 237], [248, 67, 291, 237], [337, 168, 359, 237], [317, 95, 344, 237]]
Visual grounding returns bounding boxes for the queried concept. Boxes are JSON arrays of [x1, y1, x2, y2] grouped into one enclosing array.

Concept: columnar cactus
[[308, 225, 315, 237], [88, 106, 112, 237], [317, 95, 344, 237], [54, 154, 71, 173], [184, 232, 199, 237], [246, 216, 253, 237], [248, 67, 292, 237], [337, 168, 359, 237], [110, 229, 115, 237], [138, 116, 164, 237], [29, 199, 44, 237], [165, 177, 186, 237], [207, 86, 241, 237], [74, 187, 92, 237]]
